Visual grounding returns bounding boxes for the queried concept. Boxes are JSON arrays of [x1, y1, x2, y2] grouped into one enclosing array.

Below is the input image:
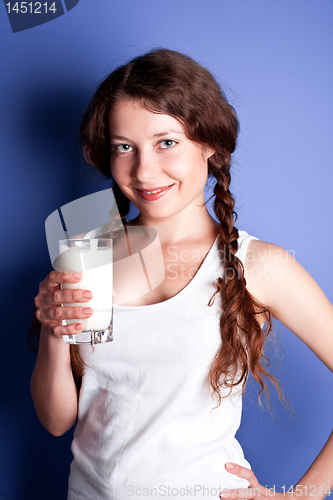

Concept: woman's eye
[[113, 144, 133, 153], [159, 139, 177, 149]]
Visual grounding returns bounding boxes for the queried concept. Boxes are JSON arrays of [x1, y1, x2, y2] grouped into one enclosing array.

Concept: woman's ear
[[203, 146, 215, 161]]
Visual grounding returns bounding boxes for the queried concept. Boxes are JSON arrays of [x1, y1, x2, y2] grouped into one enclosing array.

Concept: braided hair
[[76, 49, 283, 404]]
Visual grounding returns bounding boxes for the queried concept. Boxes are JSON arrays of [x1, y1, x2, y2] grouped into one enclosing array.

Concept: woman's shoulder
[[244, 237, 294, 268], [241, 234, 299, 309], [236, 230, 293, 268]]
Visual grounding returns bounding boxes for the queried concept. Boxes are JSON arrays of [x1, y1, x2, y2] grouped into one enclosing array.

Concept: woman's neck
[[127, 207, 220, 246]]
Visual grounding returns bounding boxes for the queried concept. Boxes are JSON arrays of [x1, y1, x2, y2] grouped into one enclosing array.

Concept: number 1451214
[[6, 2, 57, 14]]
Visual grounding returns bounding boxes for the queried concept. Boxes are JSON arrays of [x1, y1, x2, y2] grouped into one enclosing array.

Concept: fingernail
[[220, 493, 231, 499], [82, 291, 93, 299], [226, 462, 235, 469], [82, 308, 93, 315], [73, 273, 82, 279], [75, 323, 82, 330]]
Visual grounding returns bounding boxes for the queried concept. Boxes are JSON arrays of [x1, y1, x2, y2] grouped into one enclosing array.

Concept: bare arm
[[294, 428, 333, 499], [221, 240, 333, 499], [244, 240, 333, 372], [31, 327, 78, 436], [31, 270, 94, 436]]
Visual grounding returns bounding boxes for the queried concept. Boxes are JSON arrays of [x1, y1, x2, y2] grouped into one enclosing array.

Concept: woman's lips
[[135, 184, 174, 201]]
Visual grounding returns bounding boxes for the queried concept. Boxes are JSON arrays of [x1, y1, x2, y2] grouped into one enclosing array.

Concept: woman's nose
[[133, 150, 161, 183]]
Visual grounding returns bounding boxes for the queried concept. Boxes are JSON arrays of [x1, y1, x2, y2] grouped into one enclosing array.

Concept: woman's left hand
[[221, 463, 289, 499]]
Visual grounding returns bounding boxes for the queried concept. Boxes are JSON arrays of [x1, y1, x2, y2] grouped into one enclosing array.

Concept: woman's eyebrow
[[152, 130, 184, 138], [110, 135, 131, 141], [110, 130, 184, 141]]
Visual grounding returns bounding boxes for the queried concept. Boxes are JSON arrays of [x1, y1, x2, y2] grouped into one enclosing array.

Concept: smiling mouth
[[136, 184, 175, 194]]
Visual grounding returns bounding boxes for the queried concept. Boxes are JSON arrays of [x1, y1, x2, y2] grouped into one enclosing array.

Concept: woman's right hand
[[34, 270, 94, 338]]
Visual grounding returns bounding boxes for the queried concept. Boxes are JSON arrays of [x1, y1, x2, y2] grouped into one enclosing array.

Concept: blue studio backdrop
[[0, 1, 332, 499]]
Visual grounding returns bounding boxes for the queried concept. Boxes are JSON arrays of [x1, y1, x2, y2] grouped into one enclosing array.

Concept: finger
[[35, 289, 93, 326], [41, 270, 83, 291], [224, 463, 260, 488], [46, 321, 85, 338], [44, 305, 94, 322], [49, 288, 93, 306]]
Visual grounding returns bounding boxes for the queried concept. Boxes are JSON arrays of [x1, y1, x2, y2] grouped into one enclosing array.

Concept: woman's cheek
[[110, 159, 126, 183]]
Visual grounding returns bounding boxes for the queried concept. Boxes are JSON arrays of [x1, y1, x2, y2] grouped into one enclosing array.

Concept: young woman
[[31, 49, 333, 500]]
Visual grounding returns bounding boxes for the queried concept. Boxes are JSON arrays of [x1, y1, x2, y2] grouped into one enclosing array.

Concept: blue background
[[0, 1, 332, 499]]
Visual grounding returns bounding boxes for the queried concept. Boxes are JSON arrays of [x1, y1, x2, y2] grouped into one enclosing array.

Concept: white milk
[[59, 240, 113, 332]]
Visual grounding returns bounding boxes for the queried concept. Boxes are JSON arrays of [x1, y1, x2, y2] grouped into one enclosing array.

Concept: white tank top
[[67, 230, 257, 500]]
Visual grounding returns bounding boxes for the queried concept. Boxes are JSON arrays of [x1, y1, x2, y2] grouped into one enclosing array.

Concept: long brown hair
[[30, 48, 284, 405], [78, 48, 287, 406]]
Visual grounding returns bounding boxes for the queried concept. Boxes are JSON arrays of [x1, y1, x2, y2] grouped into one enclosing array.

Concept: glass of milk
[[57, 238, 113, 344]]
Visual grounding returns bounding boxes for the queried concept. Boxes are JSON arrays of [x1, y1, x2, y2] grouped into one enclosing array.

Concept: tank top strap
[[235, 230, 258, 265]]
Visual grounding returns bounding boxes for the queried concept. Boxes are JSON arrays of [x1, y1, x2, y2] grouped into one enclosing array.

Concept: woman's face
[[109, 99, 214, 223]]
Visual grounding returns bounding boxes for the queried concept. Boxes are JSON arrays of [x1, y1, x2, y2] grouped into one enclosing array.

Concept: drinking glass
[[57, 238, 113, 344]]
